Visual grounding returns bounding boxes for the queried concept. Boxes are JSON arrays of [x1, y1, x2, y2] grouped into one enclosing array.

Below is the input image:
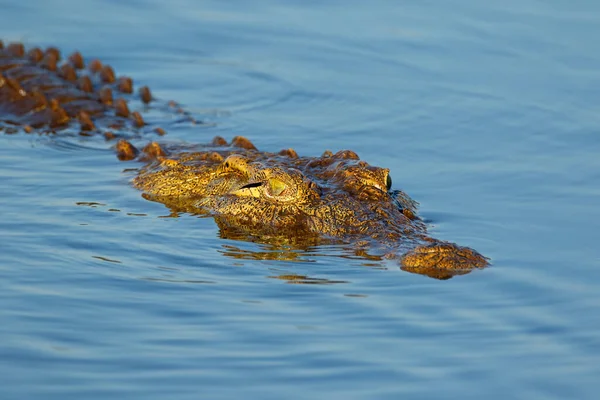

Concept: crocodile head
[[134, 147, 488, 279]]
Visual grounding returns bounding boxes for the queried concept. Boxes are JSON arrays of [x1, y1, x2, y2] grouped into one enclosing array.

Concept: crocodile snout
[[400, 241, 488, 279]]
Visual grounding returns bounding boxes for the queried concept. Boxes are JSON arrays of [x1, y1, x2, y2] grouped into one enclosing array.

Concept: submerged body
[[0, 40, 487, 279]]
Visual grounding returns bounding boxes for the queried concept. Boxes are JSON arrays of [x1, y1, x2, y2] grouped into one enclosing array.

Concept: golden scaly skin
[[1, 40, 488, 279], [132, 138, 488, 279]]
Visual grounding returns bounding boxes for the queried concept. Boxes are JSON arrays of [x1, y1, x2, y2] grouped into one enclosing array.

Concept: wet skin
[[134, 140, 488, 279]]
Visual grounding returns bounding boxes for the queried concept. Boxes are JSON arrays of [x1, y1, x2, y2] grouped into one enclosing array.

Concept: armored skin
[[0, 40, 488, 279]]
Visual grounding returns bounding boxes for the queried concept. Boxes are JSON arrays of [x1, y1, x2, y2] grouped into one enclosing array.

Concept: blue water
[[2, 1, 600, 399]]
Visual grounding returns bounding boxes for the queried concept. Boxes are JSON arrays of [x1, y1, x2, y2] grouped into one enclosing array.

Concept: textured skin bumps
[[0, 40, 157, 137], [133, 138, 488, 279]]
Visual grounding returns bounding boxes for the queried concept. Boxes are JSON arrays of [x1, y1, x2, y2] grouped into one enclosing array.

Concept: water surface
[[1, 1, 599, 399]]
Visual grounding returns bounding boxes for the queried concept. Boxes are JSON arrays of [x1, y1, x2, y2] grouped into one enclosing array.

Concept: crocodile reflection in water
[[0, 40, 488, 280]]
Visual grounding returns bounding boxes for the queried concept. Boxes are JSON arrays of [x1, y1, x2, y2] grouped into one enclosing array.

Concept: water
[[2, 1, 600, 399]]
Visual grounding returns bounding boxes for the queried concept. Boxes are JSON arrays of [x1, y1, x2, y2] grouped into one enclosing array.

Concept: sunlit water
[[1, 1, 600, 399]]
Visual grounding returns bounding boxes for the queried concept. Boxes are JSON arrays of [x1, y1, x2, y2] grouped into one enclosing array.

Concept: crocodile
[[0, 40, 488, 280]]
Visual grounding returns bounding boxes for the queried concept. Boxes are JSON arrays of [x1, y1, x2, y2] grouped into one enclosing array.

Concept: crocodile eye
[[268, 178, 287, 196], [386, 174, 392, 191]]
